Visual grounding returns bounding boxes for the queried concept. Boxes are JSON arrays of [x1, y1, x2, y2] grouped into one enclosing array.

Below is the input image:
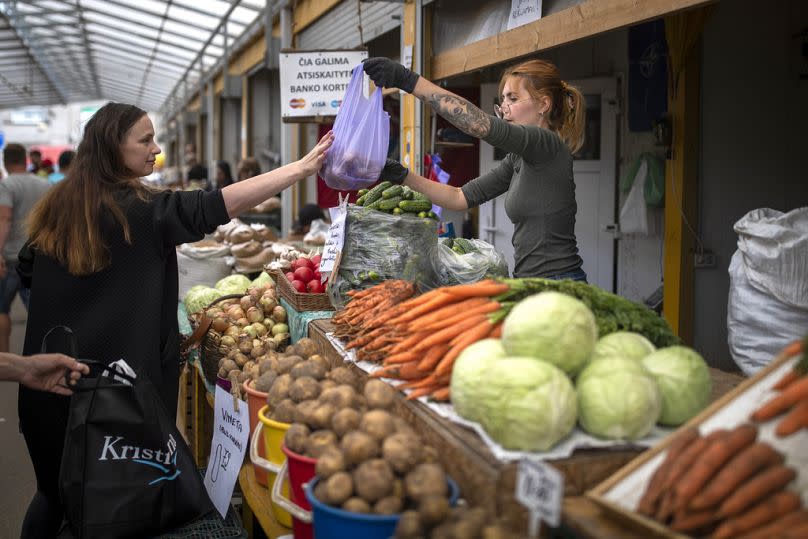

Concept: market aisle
[[0, 296, 35, 539]]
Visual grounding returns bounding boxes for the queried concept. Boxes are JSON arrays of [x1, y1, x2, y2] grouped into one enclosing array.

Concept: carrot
[[669, 508, 716, 532], [781, 521, 808, 539], [675, 424, 758, 506], [637, 428, 700, 516], [717, 465, 797, 518], [390, 292, 457, 324], [396, 287, 448, 310], [396, 377, 432, 390], [412, 315, 486, 353], [388, 331, 430, 355], [773, 369, 802, 391], [415, 301, 501, 332], [383, 351, 420, 365], [368, 361, 422, 380], [406, 384, 443, 400], [751, 376, 808, 421], [735, 510, 808, 539], [435, 320, 494, 377], [417, 344, 450, 372], [711, 491, 802, 539], [407, 297, 489, 330], [431, 387, 450, 401], [345, 327, 386, 349], [775, 399, 808, 436], [489, 322, 503, 339], [690, 442, 784, 511], [443, 280, 510, 298]]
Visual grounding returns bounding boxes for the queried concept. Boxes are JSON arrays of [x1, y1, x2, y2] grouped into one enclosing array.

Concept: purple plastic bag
[[320, 66, 390, 191]]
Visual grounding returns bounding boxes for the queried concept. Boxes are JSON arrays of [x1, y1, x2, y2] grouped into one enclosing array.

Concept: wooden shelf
[[434, 141, 474, 148], [239, 464, 293, 539]]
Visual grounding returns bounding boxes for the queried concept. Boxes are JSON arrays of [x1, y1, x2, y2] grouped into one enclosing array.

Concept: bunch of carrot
[[637, 424, 806, 538], [335, 279, 511, 402], [751, 336, 808, 437]]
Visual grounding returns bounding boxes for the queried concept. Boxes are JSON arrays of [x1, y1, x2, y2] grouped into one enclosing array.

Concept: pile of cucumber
[[441, 237, 480, 254], [355, 181, 439, 219]]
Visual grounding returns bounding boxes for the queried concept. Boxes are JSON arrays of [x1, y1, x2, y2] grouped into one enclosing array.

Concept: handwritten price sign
[[515, 459, 563, 536]]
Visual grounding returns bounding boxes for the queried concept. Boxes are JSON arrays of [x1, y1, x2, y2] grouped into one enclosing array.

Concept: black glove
[[379, 159, 409, 184], [362, 57, 420, 94]]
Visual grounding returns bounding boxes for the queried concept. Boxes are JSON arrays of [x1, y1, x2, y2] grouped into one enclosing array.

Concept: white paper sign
[[515, 459, 563, 535], [319, 210, 347, 275], [507, 0, 542, 30], [204, 385, 249, 518], [279, 50, 369, 120]]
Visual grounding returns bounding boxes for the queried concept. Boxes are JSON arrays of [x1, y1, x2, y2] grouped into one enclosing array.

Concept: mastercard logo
[[289, 98, 306, 109]]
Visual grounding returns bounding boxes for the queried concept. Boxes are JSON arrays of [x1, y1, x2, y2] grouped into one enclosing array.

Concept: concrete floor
[[0, 296, 36, 539]]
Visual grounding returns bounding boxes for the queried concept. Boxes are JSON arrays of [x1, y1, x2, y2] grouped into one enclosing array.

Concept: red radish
[[294, 267, 314, 283], [285, 271, 296, 282], [307, 279, 324, 293], [296, 257, 314, 270], [311, 254, 322, 266], [291, 279, 307, 293]]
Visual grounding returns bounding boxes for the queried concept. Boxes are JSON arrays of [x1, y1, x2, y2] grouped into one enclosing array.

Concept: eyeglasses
[[494, 98, 535, 118]]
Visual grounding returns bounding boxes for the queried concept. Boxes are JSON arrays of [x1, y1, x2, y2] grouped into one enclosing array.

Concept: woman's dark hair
[[27, 102, 157, 275], [216, 160, 234, 188]]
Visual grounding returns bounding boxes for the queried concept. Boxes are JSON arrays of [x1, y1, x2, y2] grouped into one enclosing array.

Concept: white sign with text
[[279, 50, 368, 120], [515, 459, 563, 536], [319, 201, 348, 275], [507, 0, 542, 30], [204, 385, 249, 518]]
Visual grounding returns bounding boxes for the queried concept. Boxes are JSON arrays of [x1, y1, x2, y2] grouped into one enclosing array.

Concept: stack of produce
[[184, 272, 273, 315], [434, 237, 509, 287], [636, 424, 805, 538], [280, 254, 325, 294], [280, 376, 457, 518], [395, 506, 517, 539], [751, 336, 808, 437], [355, 182, 438, 220]]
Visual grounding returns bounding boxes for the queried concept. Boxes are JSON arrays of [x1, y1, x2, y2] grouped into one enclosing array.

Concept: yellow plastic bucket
[[255, 405, 293, 527]]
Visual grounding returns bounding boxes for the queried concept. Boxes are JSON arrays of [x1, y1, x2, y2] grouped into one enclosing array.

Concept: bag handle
[[180, 293, 242, 354], [41, 325, 78, 356]]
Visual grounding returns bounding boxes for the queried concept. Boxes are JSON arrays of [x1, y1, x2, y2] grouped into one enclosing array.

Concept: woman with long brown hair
[[17, 102, 332, 538], [364, 57, 587, 281]]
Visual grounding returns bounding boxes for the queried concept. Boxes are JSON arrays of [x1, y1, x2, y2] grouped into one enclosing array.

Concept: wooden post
[[400, 0, 420, 173], [241, 75, 250, 159]]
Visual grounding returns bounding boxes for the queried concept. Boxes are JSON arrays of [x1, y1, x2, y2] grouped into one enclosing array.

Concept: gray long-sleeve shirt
[[461, 115, 583, 278]]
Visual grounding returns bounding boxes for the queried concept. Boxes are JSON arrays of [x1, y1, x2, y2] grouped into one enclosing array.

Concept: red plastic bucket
[[242, 380, 269, 486], [281, 444, 316, 539]]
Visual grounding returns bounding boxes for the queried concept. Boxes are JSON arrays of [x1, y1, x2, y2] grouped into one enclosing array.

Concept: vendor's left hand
[[379, 159, 409, 184]]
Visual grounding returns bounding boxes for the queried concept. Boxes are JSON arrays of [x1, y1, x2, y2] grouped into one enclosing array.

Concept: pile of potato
[[395, 506, 517, 539]]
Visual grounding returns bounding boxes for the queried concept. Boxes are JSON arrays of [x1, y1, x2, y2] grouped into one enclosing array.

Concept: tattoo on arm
[[426, 93, 490, 139]]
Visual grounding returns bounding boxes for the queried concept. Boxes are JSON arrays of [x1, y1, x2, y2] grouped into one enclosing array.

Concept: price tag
[[515, 459, 563, 536], [319, 195, 349, 275], [204, 385, 249, 518]]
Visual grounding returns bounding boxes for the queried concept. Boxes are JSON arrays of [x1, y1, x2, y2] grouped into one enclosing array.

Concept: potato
[[270, 398, 296, 423], [284, 423, 310, 454], [320, 385, 358, 409], [309, 403, 337, 430], [295, 337, 320, 359], [323, 472, 353, 506], [218, 358, 238, 375], [313, 479, 330, 505], [405, 463, 447, 501], [481, 525, 512, 539], [289, 376, 321, 403], [418, 495, 450, 527], [382, 433, 423, 474], [319, 379, 338, 392], [308, 354, 330, 372], [342, 497, 372, 514], [392, 416, 417, 438], [422, 445, 440, 464], [364, 379, 395, 409], [305, 430, 338, 458], [340, 431, 379, 466], [328, 366, 362, 391], [277, 355, 304, 374], [331, 408, 361, 438], [353, 459, 394, 503], [266, 374, 292, 407], [236, 371, 250, 384], [291, 359, 328, 381], [391, 478, 404, 499], [360, 410, 396, 442], [315, 447, 346, 479], [253, 370, 277, 393], [374, 496, 403, 515], [294, 399, 320, 427], [394, 510, 423, 539]]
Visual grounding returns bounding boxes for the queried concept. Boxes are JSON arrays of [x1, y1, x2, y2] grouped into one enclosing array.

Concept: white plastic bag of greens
[[727, 207, 808, 375], [177, 242, 231, 300], [327, 204, 440, 308], [433, 237, 509, 285]]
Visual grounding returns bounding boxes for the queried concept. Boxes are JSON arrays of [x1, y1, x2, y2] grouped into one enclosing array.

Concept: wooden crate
[[270, 269, 333, 311], [308, 319, 746, 533], [586, 350, 799, 538]]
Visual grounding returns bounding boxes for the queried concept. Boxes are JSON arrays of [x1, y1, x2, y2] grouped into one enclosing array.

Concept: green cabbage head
[[591, 331, 656, 363], [215, 274, 252, 295], [475, 357, 577, 451], [251, 271, 275, 288], [641, 346, 712, 426], [501, 291, 598, 376], [450, 339, 506, 423], [576, 357, 661, 440], [185, 287, 223, 314]]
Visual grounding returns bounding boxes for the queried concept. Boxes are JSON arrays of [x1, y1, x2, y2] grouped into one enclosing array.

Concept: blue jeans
[[546, 268, 588, 283], [0, 263, 31, 313]]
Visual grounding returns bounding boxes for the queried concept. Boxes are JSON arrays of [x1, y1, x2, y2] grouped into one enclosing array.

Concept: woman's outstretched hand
[[362, 57, 420, 94], [298, 130, 334, 177]]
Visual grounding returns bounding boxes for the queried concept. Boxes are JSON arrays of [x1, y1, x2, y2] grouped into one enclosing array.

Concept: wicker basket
[[269, 269, 334, 312]]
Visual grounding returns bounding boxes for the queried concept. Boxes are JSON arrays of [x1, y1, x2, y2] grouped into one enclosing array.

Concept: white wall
[[697, 0, 808, 371]]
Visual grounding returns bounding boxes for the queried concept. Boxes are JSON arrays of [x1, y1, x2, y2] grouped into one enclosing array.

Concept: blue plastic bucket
[[304, 476, 459, 539]]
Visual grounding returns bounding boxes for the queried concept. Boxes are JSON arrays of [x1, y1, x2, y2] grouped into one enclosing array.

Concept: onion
[[240, 295, 255, 311], [233, 352, 249, 367], [252, 323, 268, 337], [205, 307, 223, 319], [238, 335, 253, 354], [271, 306, 287, 324], [246, 306, 264, 323], [226, 306, 245, 321], [212, 316, 229, 333], [259, 296, 278, 313], [273, 332, 290, 345], [251, 344, 267, 359], [243, 325, 258, 339], [235, 317, 249, 328], [262, 318, 275, 330], [224, 325, 241, 338], [220, 335, 237, 348]]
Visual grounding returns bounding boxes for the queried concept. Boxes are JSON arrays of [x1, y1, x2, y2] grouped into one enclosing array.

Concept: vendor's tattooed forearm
[[427, 93, 490, 138]]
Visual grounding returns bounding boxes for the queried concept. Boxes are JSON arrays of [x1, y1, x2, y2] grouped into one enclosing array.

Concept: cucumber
[[357, 188, 369, 196], [401, 186, 415, 200], [412, 192, 431, 202], [356, 195, 366, 206], [378, 196, 403, 211], [382, 185, 404, 199], [364, 181, 392, 205], [398, 199, 432, 213]]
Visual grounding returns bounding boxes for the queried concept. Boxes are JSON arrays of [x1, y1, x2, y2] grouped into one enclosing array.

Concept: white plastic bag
[[619, 160, 649, 235], [727, 207, 808, 375]]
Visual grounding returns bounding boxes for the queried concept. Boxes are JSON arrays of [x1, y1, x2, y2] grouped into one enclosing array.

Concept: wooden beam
[[662, 38, 700, 345], [431, 0, 714, 80], [292, 0, 342, 35], [400, 0, 418, 171]]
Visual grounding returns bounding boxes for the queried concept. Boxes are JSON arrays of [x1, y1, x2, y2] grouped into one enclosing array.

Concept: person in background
[[187, 161, 209, 190], [27, 149, 42, 174], [287, 203, 327, 241], [48, 150, 75, 184], [237, 157, 261, 182], [16, 102, 332, 538], [0, 143, 49, 353], [0, 352, 88, 395], [216, 160, 234, 188], [364, 57, 587, 281]]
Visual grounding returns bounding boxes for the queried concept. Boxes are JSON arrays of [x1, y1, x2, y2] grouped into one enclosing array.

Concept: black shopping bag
[[58, 350, 212, 538]]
